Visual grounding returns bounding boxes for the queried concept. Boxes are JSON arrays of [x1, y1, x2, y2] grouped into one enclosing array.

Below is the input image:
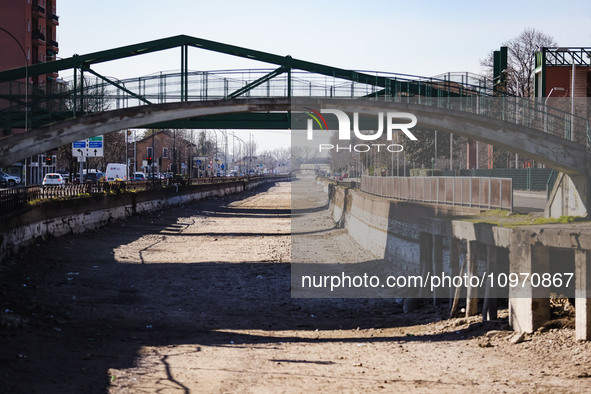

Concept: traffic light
[[147, 156, 152, 165], [45, 156, 52, 166], [158, 157, 162, 167]]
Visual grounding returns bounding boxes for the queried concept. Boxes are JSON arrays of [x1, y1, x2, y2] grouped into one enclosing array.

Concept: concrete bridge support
[[546, 173, 590, 218], [466, 241, 479, 317], [482, 244, 499, 321], [419, 233, 433, 298], [433, 235, 443, 302], [419, 234, 490, 318], [449, 238, 461, 303], [508, 244, 551, 333], [575, 250, 591, 341]]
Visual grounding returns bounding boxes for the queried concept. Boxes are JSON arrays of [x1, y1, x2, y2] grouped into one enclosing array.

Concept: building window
[[28, 19, 31, 33], [162, 148, 169, 158]]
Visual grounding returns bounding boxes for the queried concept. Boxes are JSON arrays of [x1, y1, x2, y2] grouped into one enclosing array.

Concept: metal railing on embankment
[[360, 176, 513, 211], [0, 176, 277, 215]]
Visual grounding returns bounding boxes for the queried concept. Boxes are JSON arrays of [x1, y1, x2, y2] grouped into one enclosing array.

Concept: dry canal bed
[[1, 180, 590, 393]]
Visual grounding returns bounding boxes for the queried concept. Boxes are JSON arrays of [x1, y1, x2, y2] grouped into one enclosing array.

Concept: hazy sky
[[56, 0, 591, 151]]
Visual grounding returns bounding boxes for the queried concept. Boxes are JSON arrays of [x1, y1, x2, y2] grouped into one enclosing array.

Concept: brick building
[[134, 130, 197, 177], [535, 47, 591, 99], [0, 0, 60, 97], [1, 0, 60, 183]]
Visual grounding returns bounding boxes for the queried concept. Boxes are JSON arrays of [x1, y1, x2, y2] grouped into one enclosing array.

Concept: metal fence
[[2, 68, 589, 149], [0, 176, 265, 215], [361, 176, 513, 211], [436, 168, 555, 192]]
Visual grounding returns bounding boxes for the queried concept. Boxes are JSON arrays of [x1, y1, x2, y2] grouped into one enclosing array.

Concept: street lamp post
[[232, 134, 248, 175], [210, 129, 228, 175], [544, 86, 566, 136]]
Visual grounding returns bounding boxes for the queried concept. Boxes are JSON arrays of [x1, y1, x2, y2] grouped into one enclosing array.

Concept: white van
[[105, 163, 127, 181]]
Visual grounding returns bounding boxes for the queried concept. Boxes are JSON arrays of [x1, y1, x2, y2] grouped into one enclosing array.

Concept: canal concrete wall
[[0, 178, 283, 262], [325, 180, 479, 274], [321, 177, 591, 339]]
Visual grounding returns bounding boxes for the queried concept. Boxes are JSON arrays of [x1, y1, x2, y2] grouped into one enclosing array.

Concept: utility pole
[[134, 130, 137, 173], [449, 133, 453, 171], [125, 130, 128, 181]]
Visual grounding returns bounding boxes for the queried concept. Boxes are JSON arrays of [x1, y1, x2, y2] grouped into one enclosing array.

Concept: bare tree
[[273, 147, 291, 163], [481, 28, 556, 97]]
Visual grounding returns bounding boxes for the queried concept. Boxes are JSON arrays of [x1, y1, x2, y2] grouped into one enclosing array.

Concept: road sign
[[72, 135, 104, 157], [126, 130, 136, 143], [88, 136, 104, 157], [73, 140, 86, 149]]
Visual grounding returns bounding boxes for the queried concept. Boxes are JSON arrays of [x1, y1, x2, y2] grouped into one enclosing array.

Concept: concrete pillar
[[509, 244, 551, 333], [433, 235, 443, 303], [419, 232, 433, 298], [449, 238, 460, 303], [466, 241, 479, 317], [545, 173, 589, 218], [575, 249, 591, 341], [482, 244, 498, 321]]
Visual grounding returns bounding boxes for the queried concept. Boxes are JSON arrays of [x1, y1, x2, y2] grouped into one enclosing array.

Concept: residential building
[[134, 130, 197, 177], [0, 0, 60, 97], [0, 0, 60, 183]]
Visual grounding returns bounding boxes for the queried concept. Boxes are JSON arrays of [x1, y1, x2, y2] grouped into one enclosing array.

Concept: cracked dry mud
[[1, 179, 591, 393]]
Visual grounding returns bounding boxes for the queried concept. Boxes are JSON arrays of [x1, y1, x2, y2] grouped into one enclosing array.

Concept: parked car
[[0, 177, 7, 188], [131, 172, 147, 181], [56, 170, 69, 179], [84, 172, 104, 184], [0, 171, 21, 187], [146, 173, 165, 181], [42, 173, 65, 188]]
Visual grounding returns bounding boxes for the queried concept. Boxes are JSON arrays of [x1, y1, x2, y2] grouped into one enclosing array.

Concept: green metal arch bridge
[[0, 35, 588, 176]]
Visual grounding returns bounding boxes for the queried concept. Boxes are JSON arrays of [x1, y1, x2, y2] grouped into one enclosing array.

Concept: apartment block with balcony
[[0, 0, 60, 95], [0, 0, 61, 183]]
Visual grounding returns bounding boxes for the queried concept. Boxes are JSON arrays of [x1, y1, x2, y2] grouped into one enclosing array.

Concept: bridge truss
[[0, 35, 588, 164]]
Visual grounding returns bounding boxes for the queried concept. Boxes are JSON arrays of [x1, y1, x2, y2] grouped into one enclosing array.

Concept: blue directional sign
[[72, 136, 104, 157], [88, 136, 103, 148]]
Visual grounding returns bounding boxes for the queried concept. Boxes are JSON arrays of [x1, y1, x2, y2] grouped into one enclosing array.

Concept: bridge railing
[[1, 69, 588, 150], [360, 175, 513, 211], [0, 68, 496, 128]]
